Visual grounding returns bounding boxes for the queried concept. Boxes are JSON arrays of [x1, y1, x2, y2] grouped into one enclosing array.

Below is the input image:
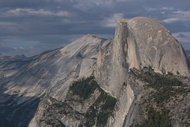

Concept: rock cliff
[[123, 17, 189, 76], [0, 17, 189, 127], [96, 17, 190, 126]]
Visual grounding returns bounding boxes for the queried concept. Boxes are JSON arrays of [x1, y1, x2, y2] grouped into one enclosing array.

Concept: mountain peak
[[114, 17, 190, 77]]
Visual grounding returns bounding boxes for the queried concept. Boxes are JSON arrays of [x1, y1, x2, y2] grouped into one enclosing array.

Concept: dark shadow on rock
[[0, 93, 40, 127]]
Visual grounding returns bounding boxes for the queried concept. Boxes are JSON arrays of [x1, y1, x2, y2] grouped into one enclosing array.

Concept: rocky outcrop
[[0, 17, 190, 127], [122, 17, 189, 76], [29, 77, 117, 127], [95, 17, 190, 127]]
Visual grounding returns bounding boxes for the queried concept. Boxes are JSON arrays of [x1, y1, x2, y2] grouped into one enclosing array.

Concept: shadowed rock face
[[0, 89, 40, 127], [0, 17, 190, 127]]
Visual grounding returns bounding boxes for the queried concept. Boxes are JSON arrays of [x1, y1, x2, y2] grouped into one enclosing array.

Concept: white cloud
[[144, 6, 174, 12], [162, 11, 190, 23], [73, 0, 131, 10], [144, 7, 158, 11], [73, 1, 114, 10], [55, 11, 71, 17], [161, 7, 174, 11], [102, 13, 124, 28], [174, 10, 190, 15], [162, 18, 179, 23], [1, 8, 71, 17]]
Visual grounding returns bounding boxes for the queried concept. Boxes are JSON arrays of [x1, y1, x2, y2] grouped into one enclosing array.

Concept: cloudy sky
[[0, 0, 190, 56]]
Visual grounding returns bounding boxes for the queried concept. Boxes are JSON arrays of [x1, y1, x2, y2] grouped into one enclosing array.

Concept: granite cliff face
[[123, 17, 189, 76], [0, 17, 190, 127], [96, 17, 190, 126]]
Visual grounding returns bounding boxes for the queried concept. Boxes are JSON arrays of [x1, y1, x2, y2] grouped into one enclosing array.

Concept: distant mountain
[[186, 50, 190, 56], [177, 33, 187, 38], [0, 17, 190, 127], [14, 54, 27, 59]]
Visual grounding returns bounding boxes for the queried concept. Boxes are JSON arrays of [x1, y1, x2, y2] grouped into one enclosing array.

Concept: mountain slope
[[0, 35, 111, 127]]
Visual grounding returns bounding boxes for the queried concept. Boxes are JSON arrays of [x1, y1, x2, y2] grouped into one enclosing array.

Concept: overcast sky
[[0, 0, 190, 56]]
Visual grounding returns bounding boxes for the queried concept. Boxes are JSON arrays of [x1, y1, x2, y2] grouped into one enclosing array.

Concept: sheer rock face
[[95, 17, 190, 126], [0, 17, 189, 127], [97, 17, 190, 98], [123, 17, 189, 76]]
